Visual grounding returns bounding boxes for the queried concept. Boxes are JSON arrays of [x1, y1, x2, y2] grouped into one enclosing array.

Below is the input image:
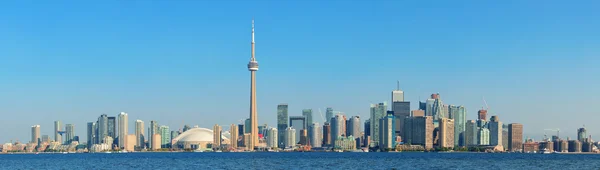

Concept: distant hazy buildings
[[508, 123, 523, 152], [54, 121, 61, 143], [277, 104, 288, 149], [31, 125, 40, 144], [65, 124, 75, 144], [577, 127, 587, 142]]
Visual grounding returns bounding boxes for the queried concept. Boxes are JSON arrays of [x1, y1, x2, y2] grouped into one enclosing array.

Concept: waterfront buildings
[[230, 124, 238, 149], [439, 118, 454, 148], [97, 115, 108, 144], [478, 127, 490, 146], [149, 121, 159, 150], [31, 125, 40, 144], [285, 127, 296, 148], [87, 122, 96, 149], [489, 116, 502, 147], [331, 114, 346, 145], [54, 121, 61, 143], [108, 116, 116, 140], [370, 102, 386, 147], [65, 124, 75, 144], [335, 136, 357, 151], [302, 109, 313, 128], [244, 118, 251, 134], [322, 123, 331, 146], [135, 120, 144, 149], [568, 140, 582, 152], [247, 19, 260, 150], [160, 126, 170, 148], [299, 129, 308, 145], [465, 120, 477, 147], [379, 111, 395, 150], [347, 116, 361, 138], [277, 104, 288, 149], [125, 134, 135, 151], [310, 123, 322, 147], [391, 84, 410, 138], [213, 124, 222, 148], [325, 107, 333, 124], [405, 116, 434, 149], [118, 112, 128, 149], [508, 123, 523, 152], [449, 105, 466, 147], [152, 134, 161, 150], [289, 116, 306, 144], [578, 127, 587, 142], [266, 127, 277, 148], [431, 94, 445, 120]]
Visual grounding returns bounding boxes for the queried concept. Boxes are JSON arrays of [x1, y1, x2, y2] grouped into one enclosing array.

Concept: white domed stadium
[[173, 127, 229, 150]]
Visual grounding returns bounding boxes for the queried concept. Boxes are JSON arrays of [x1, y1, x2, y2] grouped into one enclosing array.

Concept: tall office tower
[[309, 123, 322, 147], [502, 124, 509, 150], [403, 115, 413, 144], [488, 116, 502, 146], [247, 19, 260, 150], [478, 128, 490, 146], [108, 116, 116, 140], [118, 112, 128, 149], [159, 126, 170, 148], [379, 111, 395, 150], [370, 102, 387, 147], [448, 105, 466, 147], [238, 124, 245, 138], [289, 116, 306, 144], [230, 124, 238, 149], [302, 109, 313, 126], [431, 93, 445, 120], [54, 121, 62, 143], [135, 120, 144, 149], [213, 124, 222, 148], [152, 134, 161, 150], [364, 119, 370, 137], [87, 122, 96, 148], [322, 122, 331, 146], [285, 127, 296, 148], [331, 114, 346, 145], [244, 118, 251, 134], [266, 127, 278, 148], [149, 121, 159, 150], [477, 109, 488, 121], [391, 82, 410, 138], [411, 116, 434, 149], [299, 129, 308, 145], [508, 123, 523, 152], [465, 120, 477, 147], [439, 118, 455, 148], [98, 115, 109, 144], [31, 125, 40, 144], [347, 116, 361, 138], [325, 107, 333, 124], [65, 124, 75, 144], [577, 127, 587, 142], [276, 104, 288, 148]]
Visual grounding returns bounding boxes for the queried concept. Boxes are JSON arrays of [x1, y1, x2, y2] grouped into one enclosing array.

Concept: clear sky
[[1, 0, 599, 143]]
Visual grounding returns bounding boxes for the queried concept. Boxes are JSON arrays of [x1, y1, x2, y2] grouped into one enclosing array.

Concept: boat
[[62, 152, 68, 154], [215, 150, 222, 153], [104, 151, 112, 154], [540, 148, 551, 154]]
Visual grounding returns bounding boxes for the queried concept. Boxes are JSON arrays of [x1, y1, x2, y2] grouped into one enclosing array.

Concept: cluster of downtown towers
[[273, 89, 525, 151]]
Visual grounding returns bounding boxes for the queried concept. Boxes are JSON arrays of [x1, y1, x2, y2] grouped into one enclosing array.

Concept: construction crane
[[483, 96, 490, 111], [318, 108, 325, 123], [544, 128, 560, 139]]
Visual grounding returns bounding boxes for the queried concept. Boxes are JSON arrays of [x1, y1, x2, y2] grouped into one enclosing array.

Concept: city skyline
[[1, 0, 600, 143]]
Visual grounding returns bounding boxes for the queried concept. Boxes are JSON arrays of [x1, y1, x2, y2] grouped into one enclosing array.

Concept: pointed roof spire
[[251, 18, 255, 44]]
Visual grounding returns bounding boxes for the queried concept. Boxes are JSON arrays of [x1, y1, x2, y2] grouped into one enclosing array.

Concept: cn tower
[[247, 19, 259, 150]]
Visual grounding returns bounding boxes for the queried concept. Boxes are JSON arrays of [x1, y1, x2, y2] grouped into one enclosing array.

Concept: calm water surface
[[0, 152, 599, 169]]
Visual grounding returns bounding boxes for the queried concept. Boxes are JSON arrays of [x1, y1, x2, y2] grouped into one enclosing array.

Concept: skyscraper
[[331, 114, 346, 145], [410, 116, 434, 149], [65, 124, 75, 144], [309, 123, 321, 147], [431, 94, 445, 120], [118, 112, 128, 149], [149, 121, 159, 150], [230, 124, 238, 149], [391, 83, 410, 138], [213, 124, 222, 149], [108, 116, 116, 140], [508, 123, 523, 152], [370, 102, 386, 147], [289, 116, 306, 144], [135, 120, 144, 149], [87, 122, 96, 148], [159, 125, 170, 148], [302, 109, 313, 126], [488, 116, 502, 146], [478, 109, 488, 121], [577, 127, 587, 142], [323, 122, 331, 146], [54, 121, 61, 143], [478, 128, 490, 146], [266, 127, 278, 148], [379, 111, 395, 150], [347, 116, 361, 138], [449, 105, 466, 147], [276, 104, 288, 148], [97, 115, 108, 144], [31, 125, 40, 144], [439, 118, 454, 148], [247, 19, 260, 150], [285, 127, 296, 148], [244, 118, 251, 134], [325, 107, 333, 124], [465, 120, 477, 147]]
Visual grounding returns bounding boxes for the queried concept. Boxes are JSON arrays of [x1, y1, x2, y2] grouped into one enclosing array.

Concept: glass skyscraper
[[370, 102, 386, 147], [277, 104, 288, 148], [159, 125, 170, 148], [325, 107, 333, 124], [449, 105, 466, 147]]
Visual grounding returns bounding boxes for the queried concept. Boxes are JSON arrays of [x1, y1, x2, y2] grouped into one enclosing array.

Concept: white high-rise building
[[310, 123, 322, 148], [266, 127, 278, 148], [478, 128, 490, 146], [118, 112, 128, 149], [285, 127, 296, 148], [135, 120, 144, 149], [31, 125, 40, 144], [392, 81, 404, 102]]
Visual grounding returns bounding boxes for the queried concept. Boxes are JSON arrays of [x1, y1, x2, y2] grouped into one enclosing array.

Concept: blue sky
[[0, 0, 599, 143]]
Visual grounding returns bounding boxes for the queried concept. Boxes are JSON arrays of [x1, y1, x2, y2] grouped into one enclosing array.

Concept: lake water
[[0, 152, 598, 169]]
